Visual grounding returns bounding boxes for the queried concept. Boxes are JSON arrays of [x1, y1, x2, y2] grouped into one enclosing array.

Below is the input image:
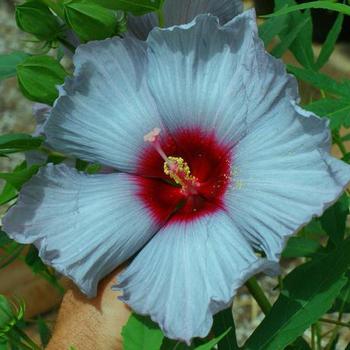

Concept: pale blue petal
[[146, 10, 297, 147], [45, 36, 164, 173], [128, 0, 243, 40], [225, 103, 350, 260], [2, 164, 159, 297], [117, 211, 276, 343], [32, 103, 51, 136]]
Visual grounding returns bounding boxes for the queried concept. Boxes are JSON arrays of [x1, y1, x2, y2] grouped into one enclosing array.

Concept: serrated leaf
[[258, 13, 288, 48], [122, 314, 164, 350], [315, 13, 344, 70], [194, 328, 231, 350], [271, 14, 310, 58], [320, 194, 349, 246], [282, 236, 322, 258], [274, 0, 314, 68], [0, 52, 29, 81], [305, 98, 350, 130], [212, 308, 238, 350], [287, 65, 350, 98], [265, 1, 350, 18], [244, 239, 350, 350]]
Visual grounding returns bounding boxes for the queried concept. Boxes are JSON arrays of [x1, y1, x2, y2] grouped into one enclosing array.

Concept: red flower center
[[136, 128, 232, 224]]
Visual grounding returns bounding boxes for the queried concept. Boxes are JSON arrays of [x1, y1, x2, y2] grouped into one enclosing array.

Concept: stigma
[[144, 128, 200, 196]]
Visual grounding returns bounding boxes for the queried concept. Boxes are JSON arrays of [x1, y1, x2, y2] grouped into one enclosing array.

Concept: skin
[[46, 267, 130, 350]]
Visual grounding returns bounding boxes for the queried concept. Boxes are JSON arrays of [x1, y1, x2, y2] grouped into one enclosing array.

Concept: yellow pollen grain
[[164, 156, 196, 187]]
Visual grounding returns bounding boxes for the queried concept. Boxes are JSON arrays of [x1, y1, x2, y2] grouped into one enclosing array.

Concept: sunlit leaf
[[122, 314, 164, 350]]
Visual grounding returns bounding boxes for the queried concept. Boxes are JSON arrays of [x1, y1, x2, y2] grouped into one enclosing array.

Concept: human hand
[[46, 267, 130, 350]]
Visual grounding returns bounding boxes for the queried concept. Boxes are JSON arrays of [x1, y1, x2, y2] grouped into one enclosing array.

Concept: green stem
[[245, 277, 272, 315], [58, 37, 76, 53], [316, 323, 322, 350], [157, 9, 165, 28], [311, 324, 316, 350], [319, 318, 350, 328]]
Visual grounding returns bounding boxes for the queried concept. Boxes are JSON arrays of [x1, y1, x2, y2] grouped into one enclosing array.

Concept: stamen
[[144, 127, 169, 163], [144, 128, 200, 195]]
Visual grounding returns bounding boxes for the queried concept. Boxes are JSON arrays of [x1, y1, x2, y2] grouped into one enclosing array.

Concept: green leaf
[[64, 0, 117, 42], [328, 271, 350, 313], [315, 13, 344, 70], [25, 246, 64, 294], [274, 0, 314, 68], [320, 194, 349, 246], [0, 230, 12, 247], [194, 328, 231, 350], [15, 1, 63, 41], [244, 239, 350, 350], [282, 236, 322, 258], [271, 14, 310, 58], [266, 1, 350, 18], [0, 165, 39, 190], [0, 295, 14, 331], [104, 0, 163, 15], [16, 55, 67, 105], [287, 65, 350, 98], [258, 14, 288, 48], [122, 314, 164, 350], [0, 182, 17, 206], [212, 308, 238, 350], [37, 318, 52, 347], [0, 52, 29, 81], [305, 98, 350, 130], [0, 134, 44, 154]]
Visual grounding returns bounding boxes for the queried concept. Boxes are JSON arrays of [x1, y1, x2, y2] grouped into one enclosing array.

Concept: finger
[[47, 267, 130, 350]]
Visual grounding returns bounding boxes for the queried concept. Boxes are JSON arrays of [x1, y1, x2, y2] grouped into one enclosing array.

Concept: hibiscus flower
[[3, 9, 350, 343]]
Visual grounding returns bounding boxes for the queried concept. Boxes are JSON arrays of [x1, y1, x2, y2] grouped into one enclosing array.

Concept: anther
[[144, 128, 200, 196]]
